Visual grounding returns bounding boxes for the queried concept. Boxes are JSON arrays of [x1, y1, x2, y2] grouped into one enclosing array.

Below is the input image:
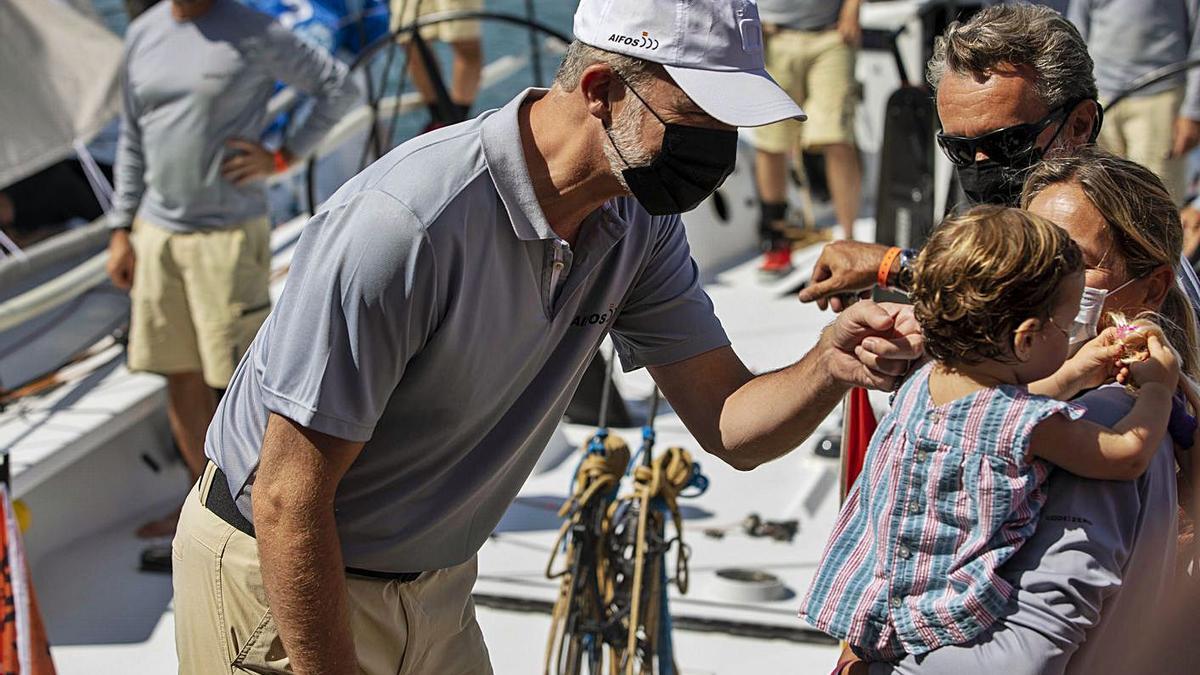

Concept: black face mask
[[606, 80, 738, 216], [956, 153, 1040, 207]]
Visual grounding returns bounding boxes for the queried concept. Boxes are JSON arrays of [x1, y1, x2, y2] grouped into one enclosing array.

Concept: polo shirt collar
[[481, 88, 560, 241]]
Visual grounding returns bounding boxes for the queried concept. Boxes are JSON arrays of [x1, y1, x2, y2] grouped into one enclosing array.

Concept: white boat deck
[[0, 212, 879, 673]]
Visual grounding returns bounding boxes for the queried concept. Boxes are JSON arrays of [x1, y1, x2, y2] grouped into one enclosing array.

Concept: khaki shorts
[[752, 28, 858, 154], [127, 217, 270, 389], [1099, 85, 1187, 203], [390, 0, 483, 43], [173, 463, 493, 674]]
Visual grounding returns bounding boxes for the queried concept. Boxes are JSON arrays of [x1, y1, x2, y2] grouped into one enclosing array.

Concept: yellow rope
[[543, 440, 696, 675], [621, 446, 695, 675], [544, 435, 630, 675]]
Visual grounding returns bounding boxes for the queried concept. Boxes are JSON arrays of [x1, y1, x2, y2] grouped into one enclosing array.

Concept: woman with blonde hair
[[1023, 147, 1200, 570]]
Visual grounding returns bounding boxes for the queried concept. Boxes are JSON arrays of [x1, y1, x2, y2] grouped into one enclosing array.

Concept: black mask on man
[[955, 103, 1075, 206], [956, 153, 1039, 207], [606, 79, 738, 216]]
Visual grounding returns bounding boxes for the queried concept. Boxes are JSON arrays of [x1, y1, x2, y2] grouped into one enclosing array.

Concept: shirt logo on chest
[[570, 303, 616, 328]]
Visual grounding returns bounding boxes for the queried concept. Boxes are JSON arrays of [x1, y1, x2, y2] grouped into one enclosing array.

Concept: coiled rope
[[545, 434, 630, 675], [614, 445, 702, 675]]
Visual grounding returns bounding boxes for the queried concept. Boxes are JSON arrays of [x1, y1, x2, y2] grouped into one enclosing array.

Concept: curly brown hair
[[910, 205, 1083, 366]]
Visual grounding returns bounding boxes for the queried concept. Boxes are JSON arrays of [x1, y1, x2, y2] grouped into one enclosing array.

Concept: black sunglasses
[[936, 102, 1075, 167]]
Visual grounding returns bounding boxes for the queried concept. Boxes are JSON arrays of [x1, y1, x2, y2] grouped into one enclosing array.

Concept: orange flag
[[0, 486, 55, 675]]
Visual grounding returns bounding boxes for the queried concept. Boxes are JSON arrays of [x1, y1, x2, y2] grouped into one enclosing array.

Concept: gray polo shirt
[[871, 384, 1179, 674], [205, 89, 730, 573], [110, 0, 358, 232]]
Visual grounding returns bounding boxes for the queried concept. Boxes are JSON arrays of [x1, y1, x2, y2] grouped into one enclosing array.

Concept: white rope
[[73, 139, 113, 212], [0, 228, 25, 260]]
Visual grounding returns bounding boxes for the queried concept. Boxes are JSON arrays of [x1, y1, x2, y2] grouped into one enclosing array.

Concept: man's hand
[[799, 241, 892, 312], [837, 0, 862, 46], [106, 228, 136, 291], [222, 139, 290, 186], [1182, 206, 1200, 259], [823, 301, 924, 391], [1171, 116, 1200, 159]]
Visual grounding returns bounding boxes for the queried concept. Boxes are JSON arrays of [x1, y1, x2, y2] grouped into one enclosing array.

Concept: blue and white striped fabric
[[800, 362, 1086, 660]]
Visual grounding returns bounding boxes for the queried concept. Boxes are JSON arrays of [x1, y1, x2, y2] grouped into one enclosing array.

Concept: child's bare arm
[[1033, 333, 1179, 480], [1029, 327, 1122, 401], [1031, 383, 1173, 480]]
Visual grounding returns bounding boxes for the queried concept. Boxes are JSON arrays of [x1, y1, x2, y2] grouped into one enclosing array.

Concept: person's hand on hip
[[222, 139, 291, 186], [799, 241, 893, 312], [821, 301, 923, 391]]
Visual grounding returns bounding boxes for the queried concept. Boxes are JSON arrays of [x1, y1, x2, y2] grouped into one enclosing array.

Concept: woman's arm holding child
[[1031, 335, 1179, 480]]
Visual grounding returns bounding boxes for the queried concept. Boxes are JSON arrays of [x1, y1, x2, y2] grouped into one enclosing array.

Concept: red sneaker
[[759, 243, 794, 277], [420, 119, 448, 135]]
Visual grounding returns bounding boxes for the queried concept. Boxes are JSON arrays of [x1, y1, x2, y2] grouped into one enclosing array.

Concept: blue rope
[[658, 557, 675, 675]]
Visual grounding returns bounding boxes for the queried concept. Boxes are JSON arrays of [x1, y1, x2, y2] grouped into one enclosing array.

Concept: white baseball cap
[[573, 0, 806, 127]]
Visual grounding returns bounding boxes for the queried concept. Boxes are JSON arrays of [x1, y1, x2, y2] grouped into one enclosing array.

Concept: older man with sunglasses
[[798, 4, 1101, 310]]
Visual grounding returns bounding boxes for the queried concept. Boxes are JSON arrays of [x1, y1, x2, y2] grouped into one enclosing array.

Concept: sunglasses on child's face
[[936, 103, 1073, 167]]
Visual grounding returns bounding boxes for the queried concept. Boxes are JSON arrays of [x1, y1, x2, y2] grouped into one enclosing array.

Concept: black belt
[[203, 464, 422, 583], [765, 21, 837, 33]]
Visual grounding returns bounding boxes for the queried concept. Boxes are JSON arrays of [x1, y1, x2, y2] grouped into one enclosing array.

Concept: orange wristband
[[273, 150, 289, 173], [877, 246, 902, 288]]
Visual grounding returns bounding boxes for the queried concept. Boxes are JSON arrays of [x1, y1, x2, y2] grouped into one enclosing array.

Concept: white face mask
[[1069, 276, 1138, 347]]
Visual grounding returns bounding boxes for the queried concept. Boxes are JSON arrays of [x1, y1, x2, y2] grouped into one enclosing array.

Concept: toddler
[[801, 206, 1179, 662]]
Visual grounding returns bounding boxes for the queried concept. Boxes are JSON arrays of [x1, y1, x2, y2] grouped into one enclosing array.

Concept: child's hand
[[1126, 334, 1181, 392], [1061, 327, 1124, 391]]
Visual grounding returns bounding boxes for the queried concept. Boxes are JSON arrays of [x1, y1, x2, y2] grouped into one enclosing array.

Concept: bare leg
[[407, 41, 441, 106], [166, 371, 217, 480], [449, 38, 483, 107], [137, 371, 216, 538], [819, 142, 862, 241], [755, 149, 788, 204]]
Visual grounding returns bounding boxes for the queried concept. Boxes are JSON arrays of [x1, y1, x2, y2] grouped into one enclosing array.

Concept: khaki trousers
[[752, 28, 858, 153], [1099, 85, 1187, 203], [172, 464, 493, 674]]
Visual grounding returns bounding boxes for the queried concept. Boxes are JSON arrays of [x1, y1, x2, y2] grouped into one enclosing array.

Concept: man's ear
[[580, 64, 620, 128], [1012, 318, 1041, 362], [1063, 99, 1101, 147]]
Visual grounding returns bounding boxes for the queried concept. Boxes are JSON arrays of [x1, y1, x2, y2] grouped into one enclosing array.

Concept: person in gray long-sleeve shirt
[[1070, 0, 1200, 207], [104, 0, 358, 540]]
